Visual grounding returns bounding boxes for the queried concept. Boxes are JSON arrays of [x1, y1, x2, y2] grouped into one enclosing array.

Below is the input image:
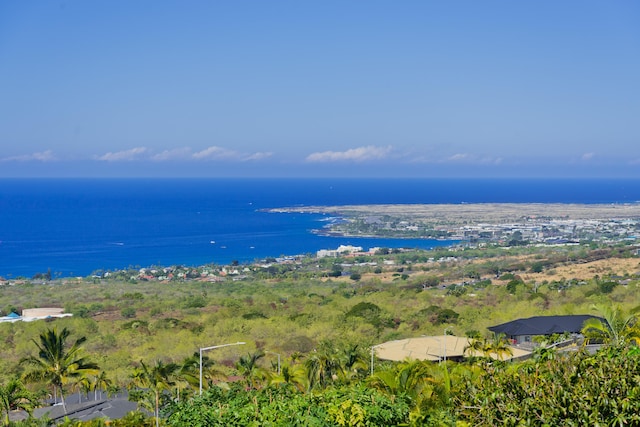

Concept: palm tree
[[305, 347, 344, 390], [581, 304, 640, 347], [488, 333, 514, 361], [21, 327, 99, 414], [74, 376, 91, 403], [341, 344, 368, 381], [463, 337, 489, 359], [92, 371, 113, 401], [129, 360, 179, 427], [464, 334, 513, 361], [267, 363, 308, 392], [179, 352, 225, 391], [0, 378, 39, 426], [236, 350, 265, 389], [368, 359, 445, 423]]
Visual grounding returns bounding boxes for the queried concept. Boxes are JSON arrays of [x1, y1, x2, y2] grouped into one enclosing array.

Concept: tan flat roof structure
[[374, 335, 530, 362]]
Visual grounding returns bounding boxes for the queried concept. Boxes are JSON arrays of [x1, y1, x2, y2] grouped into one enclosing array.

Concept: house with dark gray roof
[[488, 315, 602, 345]]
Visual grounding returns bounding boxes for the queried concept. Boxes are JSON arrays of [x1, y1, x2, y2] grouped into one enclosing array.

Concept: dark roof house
[[488, 315, 602, 344]]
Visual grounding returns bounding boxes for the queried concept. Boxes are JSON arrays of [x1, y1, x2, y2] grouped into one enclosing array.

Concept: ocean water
[[1, 178, 639, 278]]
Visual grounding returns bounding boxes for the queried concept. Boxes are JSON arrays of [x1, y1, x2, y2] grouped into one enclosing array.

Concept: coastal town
[[273, 203, 640, 246]]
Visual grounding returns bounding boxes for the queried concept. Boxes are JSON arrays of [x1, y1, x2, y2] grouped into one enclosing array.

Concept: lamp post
[[199, 342, 246, 395], [266, 351, 281, 374], [370, 344, 382, 376], [443, 328, 452, 363]]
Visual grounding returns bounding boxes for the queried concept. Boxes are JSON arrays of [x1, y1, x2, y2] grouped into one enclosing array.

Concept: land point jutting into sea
[[271, 202, 640, 245]]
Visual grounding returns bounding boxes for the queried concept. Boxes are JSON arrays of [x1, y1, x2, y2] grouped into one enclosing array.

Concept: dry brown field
[[521, 257, 640, 283]]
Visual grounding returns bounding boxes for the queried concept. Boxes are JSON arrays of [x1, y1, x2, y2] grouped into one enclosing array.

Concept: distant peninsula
[[267, 203, 640, 244]]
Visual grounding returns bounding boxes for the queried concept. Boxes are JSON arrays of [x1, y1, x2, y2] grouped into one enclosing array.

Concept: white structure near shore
[[0, 307, 72, 323], [317, 245, 364, 258]]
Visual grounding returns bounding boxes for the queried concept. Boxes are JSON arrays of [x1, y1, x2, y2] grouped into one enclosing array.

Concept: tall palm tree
[[0, 378, 39, 426], [74, 376, 91, 403], [368, 359, 444, 423], [266, 363, 308, 392], [341, 344, 368, 381], [129, 360, 179, 427], [21, 327, 99, 414], [236, 350, 265, 389], [92, 371, 113, 401], [464, 334, 513, 361], [305, 347, 344, 390], [179, 352, 225, 391], [581, 304, 640, 347], [488, 333, 514, 361], [463, 337, 489, 359]]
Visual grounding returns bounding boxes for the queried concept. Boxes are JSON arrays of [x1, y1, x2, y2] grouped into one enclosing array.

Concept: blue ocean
[[1, 178, 639, 278]]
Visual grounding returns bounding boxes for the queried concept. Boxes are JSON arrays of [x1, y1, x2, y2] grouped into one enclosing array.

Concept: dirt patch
[[521, 258, 640, 283]]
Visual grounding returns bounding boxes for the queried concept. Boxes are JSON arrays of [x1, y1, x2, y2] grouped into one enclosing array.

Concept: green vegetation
[[1, 243, 640, 424], [21, 328, 99, 414]]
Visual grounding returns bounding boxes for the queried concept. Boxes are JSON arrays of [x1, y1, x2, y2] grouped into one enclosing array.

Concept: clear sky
[[1, 1, 639, 178]]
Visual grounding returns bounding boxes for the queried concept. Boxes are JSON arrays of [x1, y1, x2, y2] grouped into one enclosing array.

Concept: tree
[[236, 351, 265, 390], [21, 327, 99, 414], [305, 344, 345, 390], [488, 333, 514, 361], [340, 344, 368, 381], [581, 304, 640, 347], [464, 334, 513, 361], [129, 360, 179, 427], [92, 371, 113, 401], [367, 359, 450, 424], [0, 378, 39, 426], [266, 363, 307, 392]]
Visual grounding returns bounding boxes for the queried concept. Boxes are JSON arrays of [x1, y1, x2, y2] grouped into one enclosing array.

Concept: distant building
[[317, 245, 364, 258], [488, 315, 601, 345], [0, 308, 72, 323]]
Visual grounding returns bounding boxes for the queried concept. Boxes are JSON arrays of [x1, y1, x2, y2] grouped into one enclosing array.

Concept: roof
[[488, 315, 602, 336], [375, 335, 469, 361], [374, 335, 530, 362]]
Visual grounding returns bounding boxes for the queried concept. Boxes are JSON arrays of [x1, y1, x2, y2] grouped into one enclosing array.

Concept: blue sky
[[1, 1, 639, 178]]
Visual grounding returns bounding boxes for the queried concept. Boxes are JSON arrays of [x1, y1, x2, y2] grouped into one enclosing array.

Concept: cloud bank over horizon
[[1, 143, 637, 179]]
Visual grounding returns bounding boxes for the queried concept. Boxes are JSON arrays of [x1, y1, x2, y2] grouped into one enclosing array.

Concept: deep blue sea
[[1, 178, 639, 278]]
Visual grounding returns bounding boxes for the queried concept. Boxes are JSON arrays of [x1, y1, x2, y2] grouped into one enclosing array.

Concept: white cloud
[[192, 146, 239, 160], [305, 145, 392, 163], [151, 148, 192, 161], [581, 152, 595, 161], [95, 147, 148, 162], [447, 153, 469, 161], [243, 152, 273, 161], [191, 146, 272, 162], [1, 150, 57, 162], [93, 145, 273, 163]]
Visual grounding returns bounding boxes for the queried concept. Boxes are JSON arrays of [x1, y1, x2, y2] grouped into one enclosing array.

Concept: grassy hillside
[[2, 243, 639, 383]]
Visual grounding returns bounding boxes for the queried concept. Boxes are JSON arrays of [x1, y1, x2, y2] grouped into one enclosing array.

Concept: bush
[[121, 307, 136, 318]]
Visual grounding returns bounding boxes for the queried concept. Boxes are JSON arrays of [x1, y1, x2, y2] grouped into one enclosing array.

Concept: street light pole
[[370, 344, 382, 376], [443, 328, 452, 363], [199, 342, 246, 395], [266, 351, 281, 374]]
